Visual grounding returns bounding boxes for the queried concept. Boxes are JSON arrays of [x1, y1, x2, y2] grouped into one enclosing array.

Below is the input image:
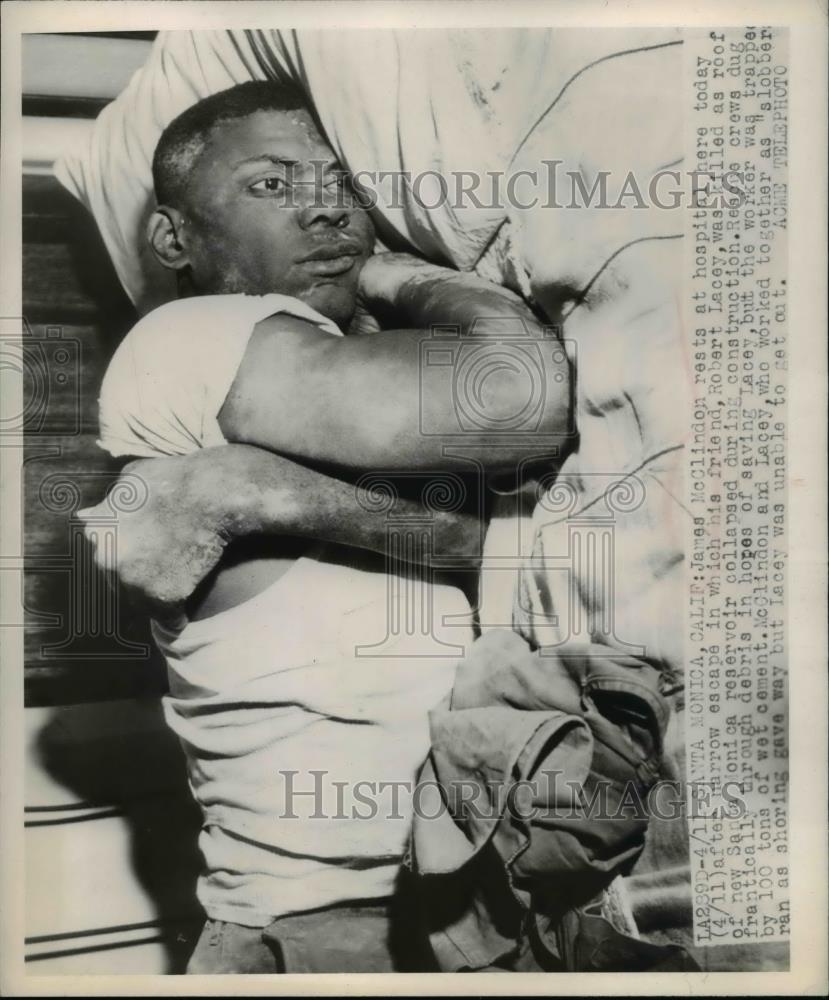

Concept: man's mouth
[[298, 242, 364, 276]]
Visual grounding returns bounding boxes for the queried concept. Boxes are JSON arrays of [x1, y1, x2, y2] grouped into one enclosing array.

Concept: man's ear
[[147, 207, 190, 271]]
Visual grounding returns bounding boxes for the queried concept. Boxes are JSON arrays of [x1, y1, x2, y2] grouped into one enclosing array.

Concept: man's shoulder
[[126, 293, 274, 340], [124, 293, 340, 349], [99, 293, 296, 457]]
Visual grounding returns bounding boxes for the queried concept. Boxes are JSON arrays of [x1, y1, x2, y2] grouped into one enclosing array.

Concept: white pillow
[[55, 27, 683, 317], [56, 30, 271, 314]]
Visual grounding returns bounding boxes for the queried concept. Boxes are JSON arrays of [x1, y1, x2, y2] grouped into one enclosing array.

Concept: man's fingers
[[76, 501, 111, 521]]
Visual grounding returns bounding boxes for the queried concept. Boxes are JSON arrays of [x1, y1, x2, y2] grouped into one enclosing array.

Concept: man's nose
[[297, 189, 351, 230]]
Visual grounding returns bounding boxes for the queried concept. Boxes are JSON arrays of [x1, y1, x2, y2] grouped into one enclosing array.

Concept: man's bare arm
[[220, 260, 571, 472], [83, 261, 557, 610], [80, 445, 484, 611]]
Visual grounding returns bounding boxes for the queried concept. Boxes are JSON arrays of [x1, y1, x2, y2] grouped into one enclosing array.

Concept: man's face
[[178, 108, 374, 328]]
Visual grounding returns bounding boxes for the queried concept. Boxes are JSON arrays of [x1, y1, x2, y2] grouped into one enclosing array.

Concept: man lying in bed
[[85, 82, 571, 973]]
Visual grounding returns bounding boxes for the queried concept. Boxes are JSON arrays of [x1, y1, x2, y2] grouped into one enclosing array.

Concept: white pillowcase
[[55, 30, 273, 314], [55, 26, 683, 318]]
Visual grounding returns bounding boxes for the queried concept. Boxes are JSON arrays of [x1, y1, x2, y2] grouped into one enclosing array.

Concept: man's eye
[[250, 176, 288, 193]]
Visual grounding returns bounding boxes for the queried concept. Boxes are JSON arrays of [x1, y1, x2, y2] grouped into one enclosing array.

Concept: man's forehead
[[205, 108, 335, 164]]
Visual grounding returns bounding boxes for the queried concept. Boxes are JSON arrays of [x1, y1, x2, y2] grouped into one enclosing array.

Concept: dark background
[[22, 31, 167, 707]]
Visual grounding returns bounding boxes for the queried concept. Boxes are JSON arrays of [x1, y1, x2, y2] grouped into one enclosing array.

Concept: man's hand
[[77, 448, 302, 614], [357, 252, 451, 312], [350, 252, 447, 333], [77, 454, 234, 614]]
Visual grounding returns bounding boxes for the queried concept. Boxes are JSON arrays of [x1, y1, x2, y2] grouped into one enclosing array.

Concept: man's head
[[149, 82, 374, 328]]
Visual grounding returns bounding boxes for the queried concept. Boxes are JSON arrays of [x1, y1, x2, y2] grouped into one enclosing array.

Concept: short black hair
[[152, 81, 308, 207]]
